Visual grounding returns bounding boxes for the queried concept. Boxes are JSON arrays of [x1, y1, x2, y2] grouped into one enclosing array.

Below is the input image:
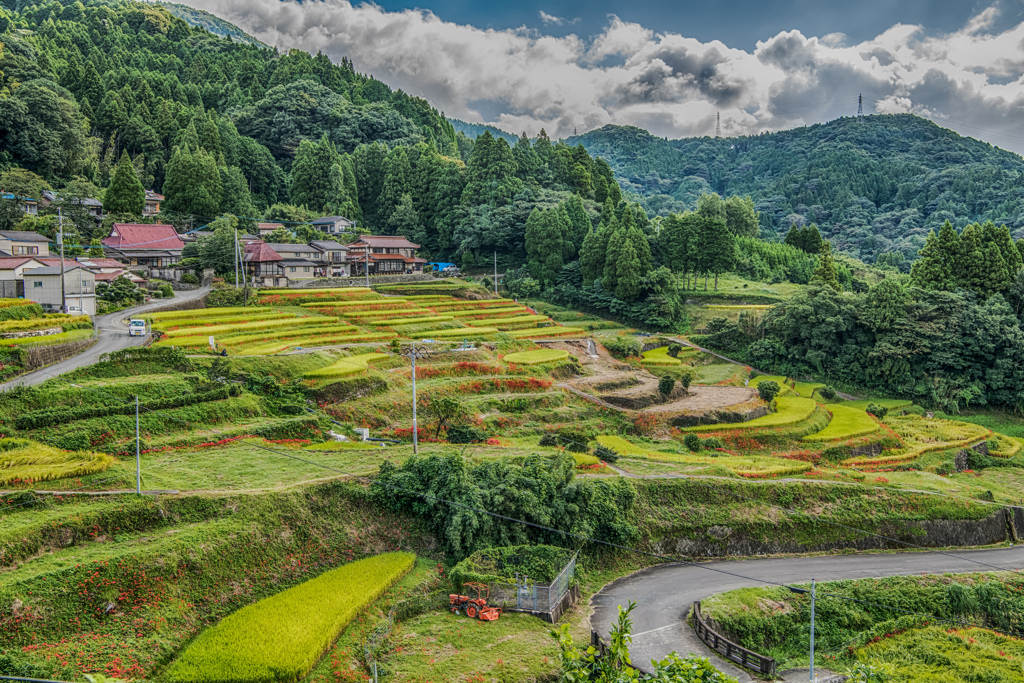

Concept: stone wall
[[669, 405, 769, 428], [288, 273, 437, 288], [141, 294, 209, 315], [651, 508, 1014, 557], [23, 336, 97, 371]]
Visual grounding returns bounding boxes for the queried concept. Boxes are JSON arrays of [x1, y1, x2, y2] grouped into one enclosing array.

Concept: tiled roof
[[309, 240, 348, 251], [24, 266, 91, 276], [243, 240, 283, 263], [349, 234, 420, 250], [37, 258, 86, 269], [0, 257, 40, 269], [0, 230, 49, 243], [145, 190, 165, 200], [257, 222, 285, 232], [75, 258, 124, 268], [267, 243, 316, 253], [103, 224, 184, 251], [310, 215, 354, 225]]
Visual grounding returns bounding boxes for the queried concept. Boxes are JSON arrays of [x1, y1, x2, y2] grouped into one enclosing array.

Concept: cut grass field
[[503, 349, 569, 365], [803, 405, 878, 442], [165, 552, 415, 683], [683, 396, 817, 432], [0, 438, 115, 485]]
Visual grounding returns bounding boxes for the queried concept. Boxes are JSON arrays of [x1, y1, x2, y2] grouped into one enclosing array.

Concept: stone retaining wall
[[289, 273, 436, 288], [651, 508, 1014, 557], [23, 336, 97, 371], [140, 294, 208, 315], [669, 405, 769, 428]]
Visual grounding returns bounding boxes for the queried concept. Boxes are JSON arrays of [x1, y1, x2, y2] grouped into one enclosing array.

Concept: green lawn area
[[803, 404, 878, 442]]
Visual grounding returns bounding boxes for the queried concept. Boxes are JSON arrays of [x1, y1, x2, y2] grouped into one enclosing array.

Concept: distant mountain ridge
[[449, 119, 519, 145], [569, 115, 1024, 263]]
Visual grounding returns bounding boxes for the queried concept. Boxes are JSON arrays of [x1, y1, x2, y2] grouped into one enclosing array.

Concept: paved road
[[0, 286, 210, 389], [591, 546, 1024, 682]]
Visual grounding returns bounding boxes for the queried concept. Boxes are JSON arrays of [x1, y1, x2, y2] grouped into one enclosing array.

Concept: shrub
[[157, 283, 174, 298], [593, 444, 620, 463], [180, 273, 200, 284], [677, 366, 696, 391], [866, 403, 889, 420], [819, 385, 837, 400], [702, 437, 724, 450], [757, 380, 781, 403], [164, 553, 414, 683], [668, 343, 683, 358], [557, 427, 591, 453], [683, 433, 702, 451], [658, 376, 676, 396], [447, 425, 486, 444], [602, 335, 642, 360], [539, 433, 559, 447]]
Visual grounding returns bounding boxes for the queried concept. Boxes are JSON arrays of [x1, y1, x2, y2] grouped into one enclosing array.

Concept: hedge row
[[16, 385, 242, 430]]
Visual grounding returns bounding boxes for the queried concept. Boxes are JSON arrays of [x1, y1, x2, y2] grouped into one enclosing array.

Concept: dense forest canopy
[[569, 116, 1024, 265]]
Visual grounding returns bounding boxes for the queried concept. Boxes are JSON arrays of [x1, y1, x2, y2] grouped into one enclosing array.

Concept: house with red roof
[[243, 240, 287, 287], [346, 235, 426, 275], [101, 223, 185, 270]]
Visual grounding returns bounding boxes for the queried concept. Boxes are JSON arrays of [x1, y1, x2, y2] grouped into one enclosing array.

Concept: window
[[33, 281, 42, 288], [15, 246, 38, 255], [373, 247, 383, 253], [289, 266, 296, 273], [303, 267, 310, 272], [387, 248, 399, 254]]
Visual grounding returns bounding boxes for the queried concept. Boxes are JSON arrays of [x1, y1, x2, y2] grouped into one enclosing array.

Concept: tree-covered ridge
[[0, 0, 457, 203], [156, 1, 265, 46], [449, 118, 518, 145], [571, 115, 1024, 264]]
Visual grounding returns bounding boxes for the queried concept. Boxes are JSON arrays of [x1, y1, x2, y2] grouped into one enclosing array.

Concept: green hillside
[[571, 115, 1024, 263]]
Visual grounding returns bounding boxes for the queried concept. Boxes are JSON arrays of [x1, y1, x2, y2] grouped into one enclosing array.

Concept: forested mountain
[[156, 2, 264, 46], [449, 119, 518, 145], [570, 116, 1024, 264]]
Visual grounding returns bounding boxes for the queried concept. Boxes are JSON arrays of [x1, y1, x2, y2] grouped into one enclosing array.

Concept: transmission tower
[[715, 112, 721, 138], [857, 94, 863, 116]]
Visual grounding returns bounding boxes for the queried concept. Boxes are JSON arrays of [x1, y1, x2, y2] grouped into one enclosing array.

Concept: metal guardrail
[[691, 601, 776, 675]]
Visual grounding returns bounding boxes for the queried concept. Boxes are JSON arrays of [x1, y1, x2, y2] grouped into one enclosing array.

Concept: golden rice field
[[165, 553, 415, 683], [0, 438, 115, 485]]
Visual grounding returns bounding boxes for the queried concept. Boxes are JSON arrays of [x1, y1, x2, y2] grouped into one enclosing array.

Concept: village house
[[39, 190, 103, 220], [23, 265, 96, 316], [310, 215, 355, 236], [243, 240, 285, 287], [142, 190, 164, 217], [101, 223, 185, 271], [346, 235, 426, 275], [0, 230, 50, 257], [309, 240, 349, 277]]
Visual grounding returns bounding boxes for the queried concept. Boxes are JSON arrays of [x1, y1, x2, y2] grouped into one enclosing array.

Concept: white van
[[128, 319, 147, 337]]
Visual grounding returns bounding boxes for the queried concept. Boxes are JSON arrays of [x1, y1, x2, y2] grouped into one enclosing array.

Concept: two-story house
[[143, 190, 164, 217], [265, 243, 319, 281], [346, 235, 426, 275], [23, 265, 96, 315], [243, 240, 285, 287], [0, 231, 50, 257], [309, 240, 349, 278], [39, 190, 103, 220], [0, 194, 39, 216], [310, 215, 355, 236]]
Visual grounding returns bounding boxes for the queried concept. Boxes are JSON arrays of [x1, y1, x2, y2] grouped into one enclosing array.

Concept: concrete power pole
[[58, 208, 67, 313]]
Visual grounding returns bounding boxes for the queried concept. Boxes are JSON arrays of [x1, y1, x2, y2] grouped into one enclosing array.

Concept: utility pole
[[400, 346, 429, 454], [57, 208, 67, 313], [493, 251, 498, 296], [365, 245, 370, 288], [810, 579, 816, 682], [135, 395, 142, 495], [233, 224, 239, 288]]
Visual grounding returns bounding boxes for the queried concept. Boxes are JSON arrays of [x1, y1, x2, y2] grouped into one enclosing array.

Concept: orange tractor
[[449, 582, 502, 622]]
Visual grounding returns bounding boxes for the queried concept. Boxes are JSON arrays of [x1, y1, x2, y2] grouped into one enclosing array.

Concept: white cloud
[[538, 11, 563, 25], [177, 0, 1024, 152]]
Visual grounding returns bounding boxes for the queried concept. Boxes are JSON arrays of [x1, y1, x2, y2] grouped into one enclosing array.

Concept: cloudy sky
[[183, 0, 1024, 153]]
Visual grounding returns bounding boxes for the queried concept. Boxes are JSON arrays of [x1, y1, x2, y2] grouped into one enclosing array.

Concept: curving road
[[0, 285, 210, 390], [590, 546, 1024, 682]]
